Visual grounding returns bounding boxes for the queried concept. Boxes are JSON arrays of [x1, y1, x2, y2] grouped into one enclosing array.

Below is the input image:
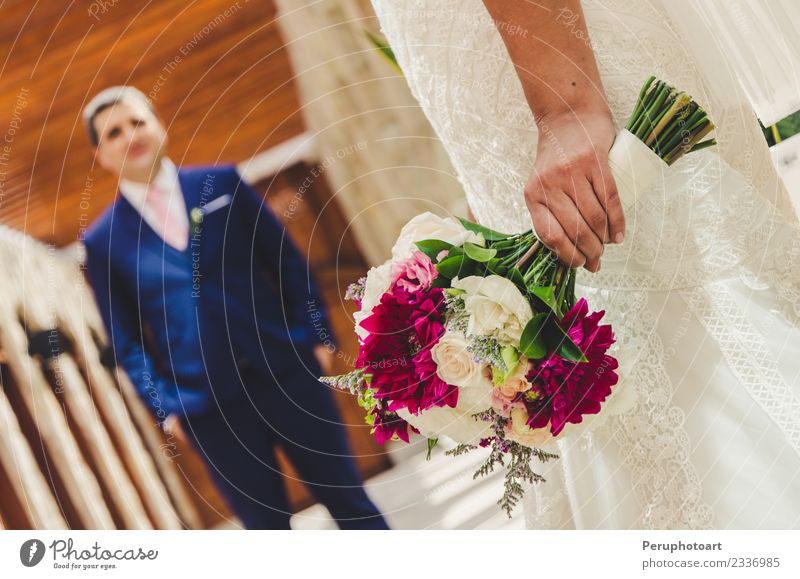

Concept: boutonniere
[[189, 194, 232, 237], [189, 207, 204, 237]]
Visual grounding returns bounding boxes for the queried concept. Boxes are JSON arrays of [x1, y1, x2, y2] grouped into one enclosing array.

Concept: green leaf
[[519, 313, 549, 359], [463, 242, 497, 262], [415, 239, 453, 261], [508, 267, 526, 288], [447, 246, 464, 257], [426, 438, 438, 461], [430, 275, 450, 289], [457, 216, 512, 241], [365, 31, 402, 74], [491, 347, 521, 386], [529, 285, 562, 318], [436, 254, 477, 279], [501, 345, 520, 373], [544, 316, 588, 363], [486, 258, 505, 275]]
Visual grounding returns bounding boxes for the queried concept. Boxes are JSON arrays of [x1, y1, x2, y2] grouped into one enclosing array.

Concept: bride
[[369, 0, 800, 529]]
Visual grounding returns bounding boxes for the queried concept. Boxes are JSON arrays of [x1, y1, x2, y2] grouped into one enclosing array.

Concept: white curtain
[[274, 0, 468, 266], [663, 0, 800, 126]]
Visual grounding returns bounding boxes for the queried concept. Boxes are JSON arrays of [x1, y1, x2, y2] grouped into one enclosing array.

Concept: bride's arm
[[482, 0, 625, 272]]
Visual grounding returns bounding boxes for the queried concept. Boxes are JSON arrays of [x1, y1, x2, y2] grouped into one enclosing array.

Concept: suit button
[[237, 357, 251, 371]]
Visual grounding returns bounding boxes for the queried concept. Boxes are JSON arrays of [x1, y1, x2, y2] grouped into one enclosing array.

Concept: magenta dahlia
[[356, 285, 457, 415], [524, 298, 619, 436]]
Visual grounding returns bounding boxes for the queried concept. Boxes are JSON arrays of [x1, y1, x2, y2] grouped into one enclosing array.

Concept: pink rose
[[490, 388, 525, 418], [390, 249, 439, 292]]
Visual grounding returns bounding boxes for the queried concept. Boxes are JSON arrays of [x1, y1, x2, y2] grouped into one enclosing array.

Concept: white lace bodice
[[370, 0, 800, 529]]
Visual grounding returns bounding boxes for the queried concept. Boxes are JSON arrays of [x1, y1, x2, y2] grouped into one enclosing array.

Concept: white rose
[[452, 275, 533, 346], [353, 261, 392, 340], [391, 212, 484, 260], [455, 380, 493, 414], [397, 405, 492, 445], [361, 261, 392, 312]]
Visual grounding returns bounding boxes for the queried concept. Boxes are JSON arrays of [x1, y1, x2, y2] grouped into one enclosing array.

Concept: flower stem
[[514, 241, 541, 270]]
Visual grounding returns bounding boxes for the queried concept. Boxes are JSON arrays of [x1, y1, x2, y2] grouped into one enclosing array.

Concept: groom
[[81, 86, 389, 530]]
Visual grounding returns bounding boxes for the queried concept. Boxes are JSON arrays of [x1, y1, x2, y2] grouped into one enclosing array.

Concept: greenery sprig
[[446, 410, 560, 517]]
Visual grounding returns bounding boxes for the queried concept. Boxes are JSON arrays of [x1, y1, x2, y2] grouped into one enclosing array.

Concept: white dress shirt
[[118, 157, 189, 244]]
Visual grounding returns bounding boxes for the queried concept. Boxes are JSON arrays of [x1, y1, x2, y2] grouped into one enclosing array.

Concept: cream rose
[[431, 331, 493, 413], [397, 405, 492, 445], [497, 356, 533, 398], [391, 212, 484, 260], [431, 331, 477, 387], [507, 407, 554, 448], [452, 275, 533, 346]]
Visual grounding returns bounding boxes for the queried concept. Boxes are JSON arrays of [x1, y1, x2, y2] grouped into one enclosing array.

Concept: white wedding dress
[[370, 0, 800, 529]]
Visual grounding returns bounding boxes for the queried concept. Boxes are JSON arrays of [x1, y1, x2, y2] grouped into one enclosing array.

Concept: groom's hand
[[525, 107, 625, 273]]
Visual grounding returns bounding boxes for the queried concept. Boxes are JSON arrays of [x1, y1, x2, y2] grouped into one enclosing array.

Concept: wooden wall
[[0, 0, 304, 247]]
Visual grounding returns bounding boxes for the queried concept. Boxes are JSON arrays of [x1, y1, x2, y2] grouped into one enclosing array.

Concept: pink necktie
[[145, 184, 188, 251]]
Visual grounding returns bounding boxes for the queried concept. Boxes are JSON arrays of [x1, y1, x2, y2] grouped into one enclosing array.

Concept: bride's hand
[[525, 108, 624, 273]]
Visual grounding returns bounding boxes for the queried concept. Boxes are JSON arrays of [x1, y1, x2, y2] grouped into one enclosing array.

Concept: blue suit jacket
[[83, 164, 335, 417]]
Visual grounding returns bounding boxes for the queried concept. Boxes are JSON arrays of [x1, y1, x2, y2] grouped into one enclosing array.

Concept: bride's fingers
[[528, 201, 588, 269], [591, 163, 626, 243], [569, 176, 611, 244], [547, 193, 604, 272]]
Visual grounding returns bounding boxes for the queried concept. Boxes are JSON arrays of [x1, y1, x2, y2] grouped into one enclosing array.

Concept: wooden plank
[[0, 384, 68, 529], [56, 280, 183, 529], [20, 272, 152, 529], [0, 294, 115, 529], [113, 371, 206, 530]]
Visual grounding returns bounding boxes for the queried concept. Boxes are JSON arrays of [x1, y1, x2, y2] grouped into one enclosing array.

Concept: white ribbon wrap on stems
[[607, 129, 668, 212]]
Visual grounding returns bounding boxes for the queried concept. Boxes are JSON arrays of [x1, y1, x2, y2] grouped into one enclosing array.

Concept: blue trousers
[[179, 354, 389, 530]]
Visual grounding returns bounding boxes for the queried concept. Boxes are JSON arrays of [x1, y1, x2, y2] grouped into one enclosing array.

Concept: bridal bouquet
[[320, 76, 715, 515], [321, 212, 618, 514]]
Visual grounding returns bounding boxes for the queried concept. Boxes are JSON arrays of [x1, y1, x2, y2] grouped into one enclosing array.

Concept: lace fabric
[[370, 0, 800, 529]]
